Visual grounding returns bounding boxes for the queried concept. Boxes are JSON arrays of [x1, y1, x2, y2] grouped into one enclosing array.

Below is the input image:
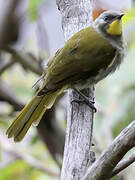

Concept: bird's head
[[93, 10, 124, 37]]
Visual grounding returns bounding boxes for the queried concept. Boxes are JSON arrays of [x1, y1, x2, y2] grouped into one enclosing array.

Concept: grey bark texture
[[83, 120, 135, 180], [56, 0, 95, 179], [111, 152, 135, 177]]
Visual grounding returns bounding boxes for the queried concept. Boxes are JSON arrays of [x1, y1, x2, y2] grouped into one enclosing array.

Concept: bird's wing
[[44, 27, 116, 90]]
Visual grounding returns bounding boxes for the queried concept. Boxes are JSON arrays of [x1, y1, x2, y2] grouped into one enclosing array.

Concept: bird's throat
[[107, 20, 122, 36]]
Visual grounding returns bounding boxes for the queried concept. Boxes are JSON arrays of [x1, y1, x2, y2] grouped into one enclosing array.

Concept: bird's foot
[[72, 88, 97, 112], [71, 98, 97, 112]]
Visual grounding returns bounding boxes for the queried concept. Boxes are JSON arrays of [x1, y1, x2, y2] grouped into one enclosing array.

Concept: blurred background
[[0, 0, 135, 179]]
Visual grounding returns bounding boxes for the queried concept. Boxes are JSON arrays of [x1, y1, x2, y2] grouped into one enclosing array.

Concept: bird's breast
[[74, 49, 123, 90]]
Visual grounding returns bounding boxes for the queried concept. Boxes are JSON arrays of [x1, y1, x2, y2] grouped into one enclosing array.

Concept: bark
[[56, 0, 95, 179], [111, 153, 135, 177], [83, 120, 135, 180]]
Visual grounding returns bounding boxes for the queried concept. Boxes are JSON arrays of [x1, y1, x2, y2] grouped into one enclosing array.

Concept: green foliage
[[123, 7, 135, 25], [0, 118, 8, 128], [0, 160, 40, 180], [110, 177, 119, 180], [28, 0, 44, 22], [112, 91, 135, 137], [30, 135, 39, 145]]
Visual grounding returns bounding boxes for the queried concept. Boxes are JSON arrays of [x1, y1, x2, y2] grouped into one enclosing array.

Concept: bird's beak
[[117, 13, 124, 20]]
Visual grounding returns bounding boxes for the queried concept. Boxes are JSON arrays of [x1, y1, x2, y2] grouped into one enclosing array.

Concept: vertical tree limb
[[56, 0, 95, 179], [0, 0, 20, 48]]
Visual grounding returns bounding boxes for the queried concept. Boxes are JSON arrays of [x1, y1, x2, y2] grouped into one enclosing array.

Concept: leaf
[[28, 0, 44, 22], [0, 160, 41, 180], [123, 7, 135, 25]]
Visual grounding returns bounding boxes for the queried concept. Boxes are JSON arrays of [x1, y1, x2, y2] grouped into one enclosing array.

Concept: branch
[[0, 79, 25, 111], [0, 132, 59, 177], [57, 0, 95, 179], [6, 47, 43, 76], [83, 120, 135, 180], [13, 151, 59, 177], [111, 153, 135, 177], [0, 60, 15, 75], [0, 0, 20, 48], [0, 158, 16, 170]]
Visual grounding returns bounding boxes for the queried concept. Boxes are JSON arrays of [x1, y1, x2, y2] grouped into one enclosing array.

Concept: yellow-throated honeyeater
[[7, 10, 125, 142]]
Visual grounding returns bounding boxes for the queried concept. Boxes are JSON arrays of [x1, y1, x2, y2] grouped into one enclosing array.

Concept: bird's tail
[[6, 88, 64, 142]]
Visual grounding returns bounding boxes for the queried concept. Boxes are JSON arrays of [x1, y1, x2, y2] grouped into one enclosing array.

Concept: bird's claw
[[71, 98, 97, 112]]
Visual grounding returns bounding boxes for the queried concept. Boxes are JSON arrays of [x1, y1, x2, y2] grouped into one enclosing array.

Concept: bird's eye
[[104, 16, 110, 21]]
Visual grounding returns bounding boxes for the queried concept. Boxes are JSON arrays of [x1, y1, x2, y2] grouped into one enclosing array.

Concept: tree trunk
[[56, 0, 95, 179]]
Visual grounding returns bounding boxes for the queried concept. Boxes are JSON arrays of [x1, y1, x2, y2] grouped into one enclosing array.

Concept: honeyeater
[[6, 10, 125, 142]]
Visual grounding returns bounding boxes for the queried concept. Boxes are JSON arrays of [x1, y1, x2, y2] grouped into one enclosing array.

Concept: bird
[[6, 10, 125, 142]]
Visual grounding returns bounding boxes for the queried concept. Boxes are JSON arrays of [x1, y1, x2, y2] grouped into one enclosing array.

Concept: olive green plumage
[[6, 10, 125, 142], [6, 88, 65, 142], [44, 27, 116, 89]]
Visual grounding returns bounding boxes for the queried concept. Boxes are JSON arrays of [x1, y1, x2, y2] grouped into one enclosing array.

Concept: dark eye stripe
[[104, 15, 115, 21]]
